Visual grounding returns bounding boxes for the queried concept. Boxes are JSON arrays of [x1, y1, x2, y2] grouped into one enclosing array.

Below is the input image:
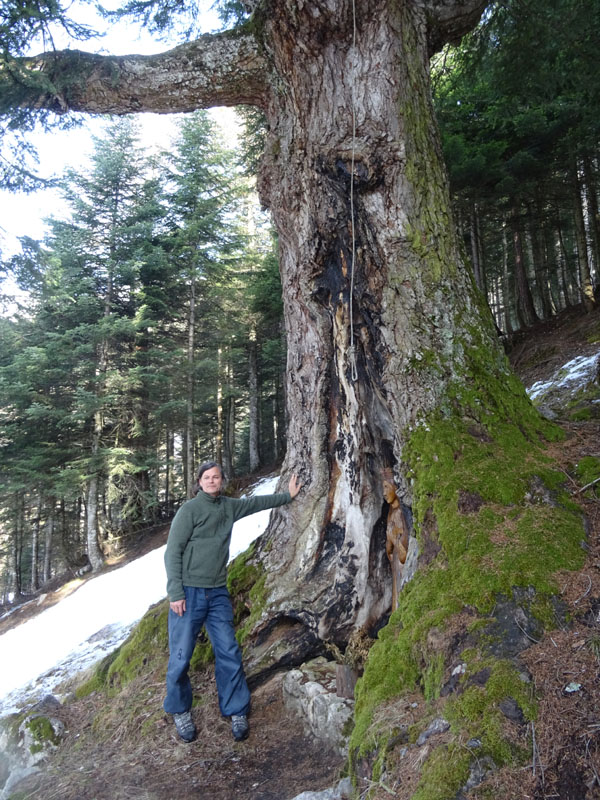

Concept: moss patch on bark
[[227, 542, 268, 646]]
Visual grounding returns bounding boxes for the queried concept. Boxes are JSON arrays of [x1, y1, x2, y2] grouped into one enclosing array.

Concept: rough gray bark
[[5, 0, 489, 667], [3, 32, 269, 113], [248, 0, 493, 670]]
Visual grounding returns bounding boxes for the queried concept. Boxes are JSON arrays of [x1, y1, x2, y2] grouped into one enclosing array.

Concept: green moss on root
[[350, 334, 585, 795], [228, 543, 268, 645]]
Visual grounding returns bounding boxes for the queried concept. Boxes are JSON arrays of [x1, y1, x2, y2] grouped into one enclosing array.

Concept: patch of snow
[[0, 476, 280, 716], [229, 475, 280, 560], [527, 352, 599, 402]]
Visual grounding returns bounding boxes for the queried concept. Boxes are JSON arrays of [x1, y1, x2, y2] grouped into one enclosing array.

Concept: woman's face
[[199, 467, 223, 496]]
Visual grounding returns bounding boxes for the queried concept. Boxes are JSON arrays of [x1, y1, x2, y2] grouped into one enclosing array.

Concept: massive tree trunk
[[248, 1, 499, 659]]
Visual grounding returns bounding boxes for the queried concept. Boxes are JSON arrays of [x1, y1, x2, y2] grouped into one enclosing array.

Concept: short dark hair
[[193, 461, 223, 495], [197, 461, 223, 480]]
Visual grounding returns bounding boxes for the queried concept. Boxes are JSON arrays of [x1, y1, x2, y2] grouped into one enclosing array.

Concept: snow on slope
[[527, 352, 599, 403], [0, 476, 280, 716]]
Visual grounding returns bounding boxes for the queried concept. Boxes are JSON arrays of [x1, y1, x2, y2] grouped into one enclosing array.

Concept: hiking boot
[[231, 714, 249, 741], [173, 711, 196, 742]]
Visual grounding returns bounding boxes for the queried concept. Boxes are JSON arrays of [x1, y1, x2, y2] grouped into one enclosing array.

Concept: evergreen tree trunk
[[571, 158, 596, 312], [582, 154, 600, 283], [469, 203, 486, 295], [220, 346, 235, 479], [216, 347, 224, 466], [86, 462, 104, 572], [501, 224, 513, 333], [223, 397, 235, 479], [42, 509, 54, 583], [84, 240, 114, 571], [510, 207, 538, 327], [556, 220, 574, 307], [248, 1, 505, 648], [248, 334, 260, 473], [186, 277, 196, 498], [544, 225, 560, 314], [165, 429, 173, 517], [30, 494, 42, 591], [10, 493, 24, 601], [529, 203, 553, 319]]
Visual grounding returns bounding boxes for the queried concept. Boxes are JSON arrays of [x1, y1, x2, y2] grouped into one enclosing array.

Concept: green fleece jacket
[[164, 488, 292, 601]]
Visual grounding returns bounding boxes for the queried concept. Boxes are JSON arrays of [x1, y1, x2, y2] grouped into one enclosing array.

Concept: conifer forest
[[1, 0, 598, 610], [0, 112, 287, 599]]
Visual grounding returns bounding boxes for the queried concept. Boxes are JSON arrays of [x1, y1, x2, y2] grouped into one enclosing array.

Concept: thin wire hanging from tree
[[348, 0, 359, 382]]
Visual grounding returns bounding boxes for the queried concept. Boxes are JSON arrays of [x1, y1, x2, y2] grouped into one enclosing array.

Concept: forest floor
[[3, 303, 600, 800]]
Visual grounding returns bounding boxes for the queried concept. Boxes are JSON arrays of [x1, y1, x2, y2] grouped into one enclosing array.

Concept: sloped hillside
[[2, 303, 600, 800]]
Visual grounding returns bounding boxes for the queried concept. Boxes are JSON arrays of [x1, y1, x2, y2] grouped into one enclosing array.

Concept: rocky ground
[[1, 303, 600, 800]]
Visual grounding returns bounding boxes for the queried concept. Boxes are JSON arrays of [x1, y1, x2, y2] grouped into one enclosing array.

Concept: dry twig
[[575, 476, 600, 495]]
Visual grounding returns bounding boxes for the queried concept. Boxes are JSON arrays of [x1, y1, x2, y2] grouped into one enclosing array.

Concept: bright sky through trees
[[0, 0, 226, 261]]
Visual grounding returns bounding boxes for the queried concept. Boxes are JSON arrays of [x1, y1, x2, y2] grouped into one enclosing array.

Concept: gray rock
[[499, 697, 525, 724], [462, 755, 496, 791], [416, 717, 450, 746], [288, 776, 354, 800], [19, 713, 65, 767], [527, 351, 600, 420], [466, 738, 482, 749], [0, 766, 41, 800], [28, 695, 62, 714], [282, 659, 354, 756]]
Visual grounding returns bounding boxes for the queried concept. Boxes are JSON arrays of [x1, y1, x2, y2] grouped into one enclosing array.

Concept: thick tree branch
[[418, 0, 489, 53], [0, 28, 269, 116]]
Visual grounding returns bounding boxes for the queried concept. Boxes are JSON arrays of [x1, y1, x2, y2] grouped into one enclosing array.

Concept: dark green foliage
[[102, 0, 233, 39], [0, 0, 96, 56], [236, 105, 267, 176], [433, 0, 600, 330]]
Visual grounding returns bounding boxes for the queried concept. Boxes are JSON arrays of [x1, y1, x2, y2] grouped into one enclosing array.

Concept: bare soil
[[12, 669, 344, 800], [3, 303, 600, 800]]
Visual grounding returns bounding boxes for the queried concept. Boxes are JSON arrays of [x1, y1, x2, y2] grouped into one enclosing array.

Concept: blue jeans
[[163, 586, 251, 717]]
